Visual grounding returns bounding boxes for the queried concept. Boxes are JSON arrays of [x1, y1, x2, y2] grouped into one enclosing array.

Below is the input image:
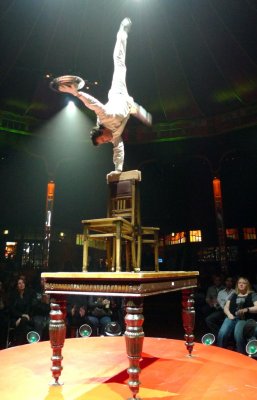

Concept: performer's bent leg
[[131, 102, 152, 126]]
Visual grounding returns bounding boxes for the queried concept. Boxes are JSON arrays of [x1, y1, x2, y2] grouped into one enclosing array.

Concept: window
[[164, 232, 186, 245], [189, 230, 202, 242], [226, 228, 239, 240], [76, 234, 83, 245], [243, 227, 256, 240], [5, 242, 17, 259]]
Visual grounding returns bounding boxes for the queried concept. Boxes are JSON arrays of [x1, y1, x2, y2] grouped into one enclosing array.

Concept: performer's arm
[[112, 137, 124, 172], [76, 91, 106, 115], [58, 84, 106, 115]]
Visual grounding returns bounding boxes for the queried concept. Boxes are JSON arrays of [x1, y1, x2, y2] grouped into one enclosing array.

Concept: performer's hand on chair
[[106, 170, 122, 180]]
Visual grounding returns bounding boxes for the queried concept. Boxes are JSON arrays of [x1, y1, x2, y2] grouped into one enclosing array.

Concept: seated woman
[[9, 277, 35, 346], [217, 277, 257, 354]]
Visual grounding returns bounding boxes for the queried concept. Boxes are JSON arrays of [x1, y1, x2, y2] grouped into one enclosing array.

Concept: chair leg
[[131, 237, 137, 272], [82, 226, 89, 272], [106, 238, 113, 272], [111, 238, 116, 272], [115, 220, 122, 272], [136, 234, 142, 272]]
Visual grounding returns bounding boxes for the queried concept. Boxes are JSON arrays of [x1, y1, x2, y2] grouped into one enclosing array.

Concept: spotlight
[[27, 331, 40, 343], [246, 339, 257, 357], [67, 100, 76, 111], [79, 324, 92, 337], [201, 333, 215, 346], [104, 321, 122, 337]]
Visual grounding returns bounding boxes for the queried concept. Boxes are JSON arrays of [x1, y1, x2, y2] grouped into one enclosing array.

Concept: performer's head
[[90, 125, 112, 146]]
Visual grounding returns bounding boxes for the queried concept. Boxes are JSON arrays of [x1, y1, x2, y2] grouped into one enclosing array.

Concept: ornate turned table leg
[[124, 297, 144, 400], [49, 302, 66, 385], [182, 289, 195, 357]]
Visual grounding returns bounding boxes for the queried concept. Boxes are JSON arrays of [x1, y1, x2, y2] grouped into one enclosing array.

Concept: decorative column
[[182, 289, 195, 356], [43, 180, 55, 269], [212, 177, 228, 273], [124, 298, 144, 400]]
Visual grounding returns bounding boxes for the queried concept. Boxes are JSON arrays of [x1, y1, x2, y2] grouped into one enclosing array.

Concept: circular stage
[[0, 337, 257, 399]]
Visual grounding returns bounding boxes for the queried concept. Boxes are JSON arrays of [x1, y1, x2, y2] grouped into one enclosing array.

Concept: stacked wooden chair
[[82, 170, 159, 272]]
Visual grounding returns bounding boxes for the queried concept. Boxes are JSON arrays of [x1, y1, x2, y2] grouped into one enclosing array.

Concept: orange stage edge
[[1, 337, 257, 400]]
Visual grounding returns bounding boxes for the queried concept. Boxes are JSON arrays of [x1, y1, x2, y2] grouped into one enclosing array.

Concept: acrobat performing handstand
[[52, 18, 152, 177]]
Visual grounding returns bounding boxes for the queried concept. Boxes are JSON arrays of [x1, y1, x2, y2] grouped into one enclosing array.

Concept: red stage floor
[[0, 337, 257, 399]]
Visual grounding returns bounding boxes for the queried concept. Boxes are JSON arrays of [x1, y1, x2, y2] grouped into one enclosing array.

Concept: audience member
[[109, 297, 124, 332], [0, 280, 8, 349], [66, 296, 95, 337], [201, 274, 224, 318], [205, 276, 235, 337], [87, 296, 114, 335], [8, 277, 36, 346], [217, 277, 257, 354]]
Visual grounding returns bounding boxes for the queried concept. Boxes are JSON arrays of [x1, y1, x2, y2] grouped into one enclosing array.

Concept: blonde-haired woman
[[217, 277, 257, 354]]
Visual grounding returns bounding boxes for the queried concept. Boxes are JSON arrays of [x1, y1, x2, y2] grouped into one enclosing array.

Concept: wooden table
[[42, 271, 199, 399]]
